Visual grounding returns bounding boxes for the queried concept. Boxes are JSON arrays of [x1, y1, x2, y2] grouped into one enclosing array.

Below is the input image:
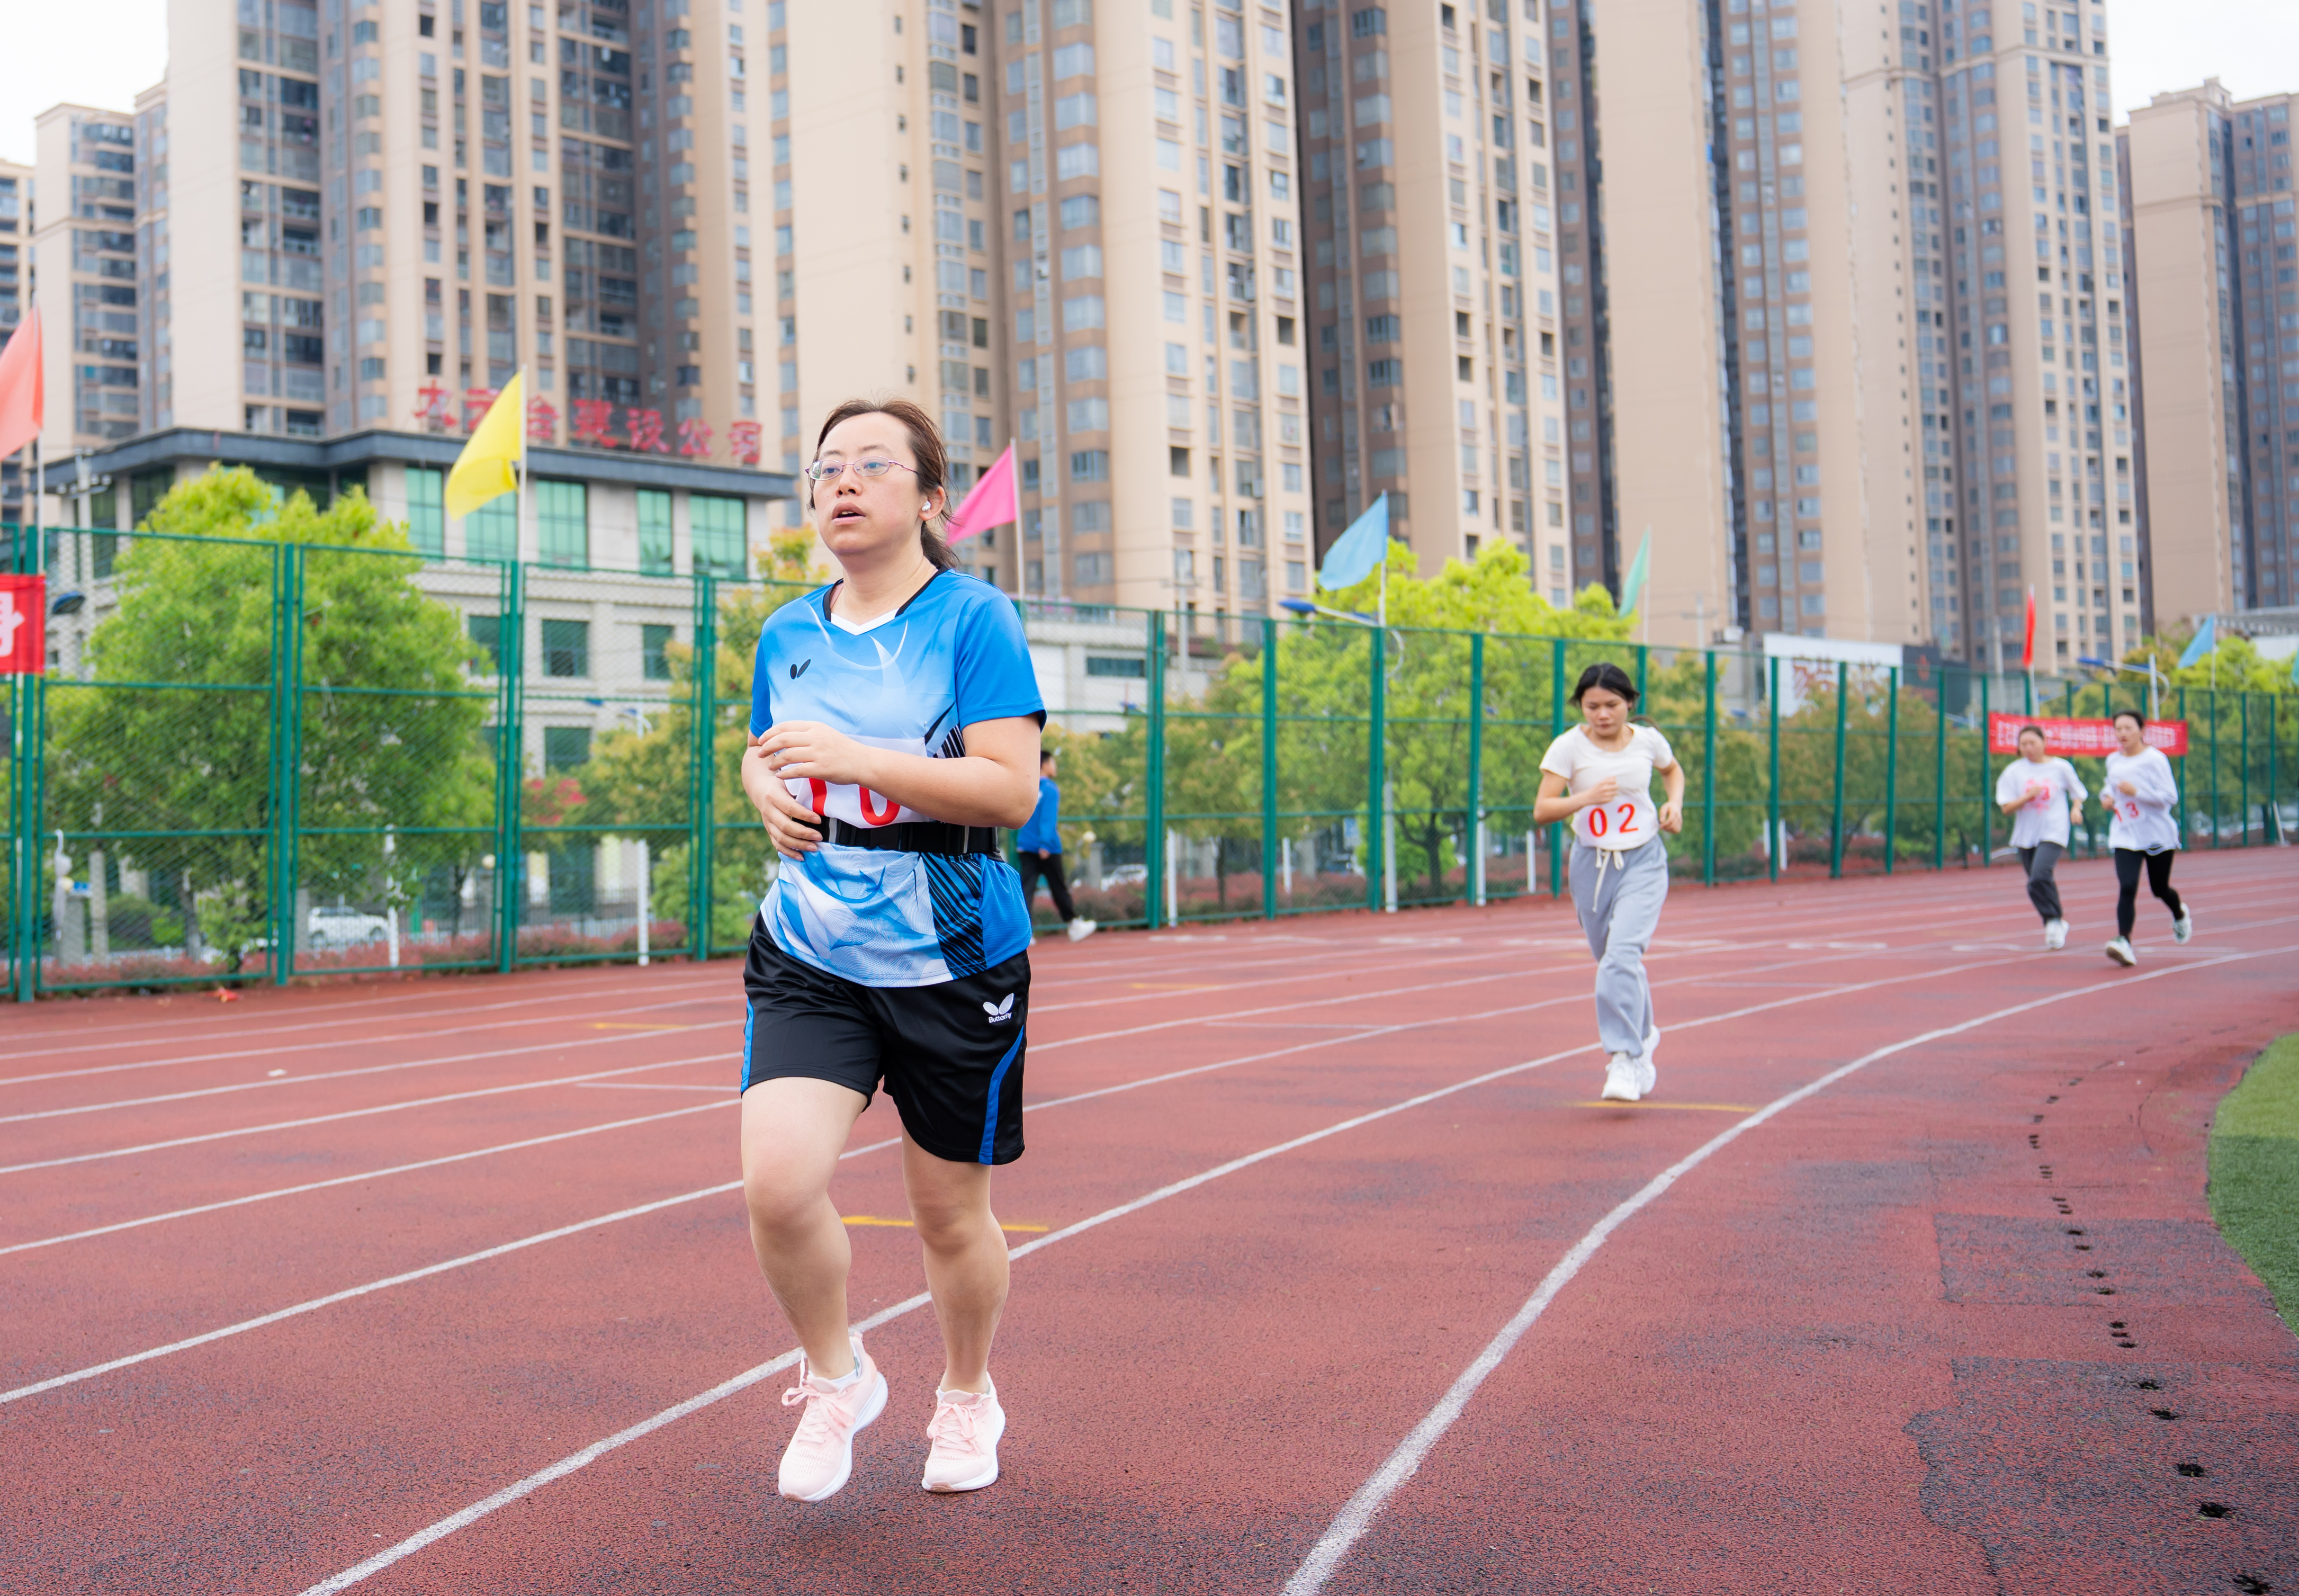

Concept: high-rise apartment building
[[0, 156, 31, 522], [33, 104, 147, 456], [2122, 80, 2298, 624], [1295, 0, 1573, 602], [1542, 0, 2125, 660]]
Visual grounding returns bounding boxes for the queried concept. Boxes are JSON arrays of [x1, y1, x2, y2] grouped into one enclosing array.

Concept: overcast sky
[[3, 0, 2296, 167]]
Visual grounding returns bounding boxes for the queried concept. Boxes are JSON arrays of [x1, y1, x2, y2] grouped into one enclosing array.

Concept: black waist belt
[[823, 818, 1002, 856]]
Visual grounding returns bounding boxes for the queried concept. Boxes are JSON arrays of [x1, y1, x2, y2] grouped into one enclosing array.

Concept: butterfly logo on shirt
[[789, 659, 811, 680], [983, 993, 1016, 1025]]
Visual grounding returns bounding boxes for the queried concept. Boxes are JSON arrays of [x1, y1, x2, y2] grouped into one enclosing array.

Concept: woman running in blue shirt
[[1016, 749, 1098, 942], [738, 398, 1044, 1503]]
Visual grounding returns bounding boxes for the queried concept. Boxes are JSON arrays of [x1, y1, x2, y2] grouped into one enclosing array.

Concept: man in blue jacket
[[1017, 749, 1097, 943]]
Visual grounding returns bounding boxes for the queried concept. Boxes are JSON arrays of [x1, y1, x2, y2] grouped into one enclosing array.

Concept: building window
[[463, 496, 517, 561], [541, 618, 590, 678], [692, 494, 747, 577], [641, 622, 675, 682], [638, 487, 675, 576], [468, 612, 503, 674], [543, 724, 592, 772], [536, 479, 588, 568], [405, 467, 445, 557]]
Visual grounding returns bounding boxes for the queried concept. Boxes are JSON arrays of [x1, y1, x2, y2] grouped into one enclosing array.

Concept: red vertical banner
[[0, 573, 47, 675]]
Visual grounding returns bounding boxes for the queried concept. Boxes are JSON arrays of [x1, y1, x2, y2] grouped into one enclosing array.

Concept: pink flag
[[0, 307, 41, 462], [945, 443, 1017, 543]]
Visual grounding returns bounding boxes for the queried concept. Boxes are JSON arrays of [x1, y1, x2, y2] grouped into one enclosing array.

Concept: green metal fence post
[[1145, 610, 1165, 929], [2176, 686, 2190, 846], [689, 571, 718, 958], [1766, 654, 1781, 882], [1466, 631, 1484, 907], [1261, 615, 1279, 920], [495, 560, 526, 972], [1549, 637, 1566, 898], [2240, 691, 2250, 847], [13, 555, 48, 1000], [1636, 641, 1648, 704], [2209, 687, 2221, 848], [1883, 666, 1900, 875], [1979, 673, 1991, 867], [1702, 649, 1718, 886], [271, 543, 306, 985], [2269, 692, 2281, 844], [1934, 667, 1947, 872], [1367, 624, 1386, 913], [1829, 659, 1848, 878]]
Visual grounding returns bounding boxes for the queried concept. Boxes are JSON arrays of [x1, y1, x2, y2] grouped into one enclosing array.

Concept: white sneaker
[[920, 1380, 1005, 1493], [1601, 1053, 1641, 1103], [776, 1335, 887, 1503], [1636, 1027, 1659, 1097], [2104, 937, 2137, 967], [1066, 917, 1098, 943], [2044, 919, 2068, 951], [2173, 910, 2194, 944]]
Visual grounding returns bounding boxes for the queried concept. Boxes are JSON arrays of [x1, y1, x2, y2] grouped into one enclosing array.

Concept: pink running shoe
[[920, 1380, 1005, 1493], [776, 1337, 887, 1502]]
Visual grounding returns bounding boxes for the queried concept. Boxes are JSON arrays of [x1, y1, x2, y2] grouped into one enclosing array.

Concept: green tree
[[45, 467, 493, 969]]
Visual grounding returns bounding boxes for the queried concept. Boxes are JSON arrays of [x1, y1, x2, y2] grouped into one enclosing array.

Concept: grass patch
[[2210, 1033, 2299, 1332]]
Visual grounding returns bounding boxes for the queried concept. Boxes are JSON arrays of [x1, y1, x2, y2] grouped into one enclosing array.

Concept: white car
[[1101, 864, 1148, 887], [308, 905, 390, 946]]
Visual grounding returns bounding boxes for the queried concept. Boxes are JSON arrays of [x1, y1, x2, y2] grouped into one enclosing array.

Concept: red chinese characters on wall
[[411, 379, 768, 469]]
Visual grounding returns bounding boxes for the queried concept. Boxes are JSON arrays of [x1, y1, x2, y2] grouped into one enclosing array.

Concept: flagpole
[[517, 369, 529, 565]]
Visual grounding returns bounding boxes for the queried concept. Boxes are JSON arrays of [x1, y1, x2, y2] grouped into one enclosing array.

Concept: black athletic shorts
[[740, 919, 1029, 1166]]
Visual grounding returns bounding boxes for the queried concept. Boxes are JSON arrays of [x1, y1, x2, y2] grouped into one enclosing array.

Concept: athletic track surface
[[4, 849, 2296, 1595]]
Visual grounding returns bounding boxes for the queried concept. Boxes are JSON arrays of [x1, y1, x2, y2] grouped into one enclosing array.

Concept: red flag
[[0, 308, 42, 461], [946, 443, 1017, 543], [0, 573, 46, 675], [2020, 585, 2036, 671]]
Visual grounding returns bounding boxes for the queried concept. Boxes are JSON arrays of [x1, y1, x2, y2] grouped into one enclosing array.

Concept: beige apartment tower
[[2122, 81, 2298, 625], [33, 104, 148, 461], [1295, 0, 1571, 600]]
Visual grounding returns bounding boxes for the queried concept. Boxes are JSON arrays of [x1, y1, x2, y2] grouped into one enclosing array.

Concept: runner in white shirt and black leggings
[[2101, 707, 2192, 966], [1992, 724, 2087, 949], [1534, 662, 1686, 1105]]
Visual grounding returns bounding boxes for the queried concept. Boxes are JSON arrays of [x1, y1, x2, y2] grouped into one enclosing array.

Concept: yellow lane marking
[[842, 1215, 1050, 1233], [1570, 1101, 1762, 1113], [587, 1021, 694, 1031]]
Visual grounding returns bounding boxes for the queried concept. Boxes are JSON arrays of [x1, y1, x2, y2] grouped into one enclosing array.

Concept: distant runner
[[1534, 662, 1685, 1104], [2101, 707, 2190, 966], [1993, 724, 2087, 949], [739, 398, 1043, 1503], [1016, 748, 1097, 943]]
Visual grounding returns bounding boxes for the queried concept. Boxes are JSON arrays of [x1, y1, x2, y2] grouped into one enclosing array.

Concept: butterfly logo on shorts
[[982, 993, 1015, 1025]]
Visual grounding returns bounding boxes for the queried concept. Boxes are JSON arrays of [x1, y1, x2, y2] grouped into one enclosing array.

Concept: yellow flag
[[445, 371, 524, 519]]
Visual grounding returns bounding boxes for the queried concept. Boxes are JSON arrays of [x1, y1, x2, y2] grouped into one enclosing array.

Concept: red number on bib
[[859, 786, 900, 826], [1587, 805, 1609, 837], [1614, 802, 1638, 835], [807, 778, 829, 816]]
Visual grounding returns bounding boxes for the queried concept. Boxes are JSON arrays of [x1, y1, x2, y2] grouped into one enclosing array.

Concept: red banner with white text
[[0, 573, 43, 675], [1987, 711, 2187, 758]]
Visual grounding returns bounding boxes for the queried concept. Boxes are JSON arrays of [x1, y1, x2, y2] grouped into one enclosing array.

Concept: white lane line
[[279, 943, 2111, 1596], [574, 1083, 730, 1093], [0, 1054, 724, 1178], [1276, 939, 2299, 1595], [0, 1018, 717, 1124], [0, 1101, 738, 1259], [0, 1134, 901, 1407]]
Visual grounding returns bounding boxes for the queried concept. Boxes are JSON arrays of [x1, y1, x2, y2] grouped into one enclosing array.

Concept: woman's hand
[[2069, 803, 2085, 829], [1657, 800, 1684, 835], [1583, 775, 1620, 808], [742, 736, 824, 860], [755, 720, 881, 790], [2117, 778, 2138, 797]]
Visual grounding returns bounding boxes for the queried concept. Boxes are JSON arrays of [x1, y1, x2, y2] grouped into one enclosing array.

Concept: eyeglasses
[[802, 457, 920, 484]]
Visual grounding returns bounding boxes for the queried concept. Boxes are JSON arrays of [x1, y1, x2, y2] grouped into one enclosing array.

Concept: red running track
[[3, 851, 2296, 1595]]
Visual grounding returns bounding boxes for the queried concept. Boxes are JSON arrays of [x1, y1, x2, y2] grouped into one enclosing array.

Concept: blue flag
[[1318, 492, 1388, 593], [2177, 614, 2216, 670]]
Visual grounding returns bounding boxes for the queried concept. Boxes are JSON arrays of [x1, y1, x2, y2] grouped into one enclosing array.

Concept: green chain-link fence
[[7, 522, 2295, 998]]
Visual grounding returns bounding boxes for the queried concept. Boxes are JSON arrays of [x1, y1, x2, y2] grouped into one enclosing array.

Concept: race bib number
[[787, 776, 919, 830], [1576, 791, 1656, 851]]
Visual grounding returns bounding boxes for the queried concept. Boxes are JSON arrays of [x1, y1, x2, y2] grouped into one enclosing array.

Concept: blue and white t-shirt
[[750, 571, 1044, 987]]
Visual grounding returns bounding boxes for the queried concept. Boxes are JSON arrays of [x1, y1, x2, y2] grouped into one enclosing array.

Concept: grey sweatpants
[[1569, 839, 1668, 1057]]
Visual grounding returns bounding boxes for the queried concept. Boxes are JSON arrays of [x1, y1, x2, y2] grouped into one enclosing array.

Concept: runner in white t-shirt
[[1992, 724, 2087, 949], [1534, 661, 1686, 1104], [2099, 707, 2190, 966]]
